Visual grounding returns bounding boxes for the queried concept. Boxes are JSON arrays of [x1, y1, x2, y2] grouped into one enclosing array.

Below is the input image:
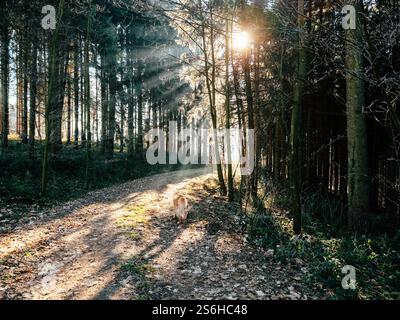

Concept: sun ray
[[232, 31, 251, 51]]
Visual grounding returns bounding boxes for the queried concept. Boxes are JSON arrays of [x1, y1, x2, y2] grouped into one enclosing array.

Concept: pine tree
[[1, 13, 10, 149], [345, 0, 370, 232], [290, 0, 307, 235]]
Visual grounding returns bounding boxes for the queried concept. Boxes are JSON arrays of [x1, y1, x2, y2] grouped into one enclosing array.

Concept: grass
[[126, 205, 148, 215], [121, 262, 156, 275], [120, 260, 154, 299], [116, 204, 153, 230], [128, 232, 141, 241], [117, 212, 151, 229], [24, 250, 34, 258]]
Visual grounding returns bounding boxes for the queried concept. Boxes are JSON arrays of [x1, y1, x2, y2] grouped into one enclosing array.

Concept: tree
[[29, 43, 38, 158], [289, 0, 307, 235], [74, 39, 80, 146], [135, 62, 144, 158], [224, 1, 234, 202], [345, 0, 370, 232], [42, 0, 65, 196], [107, 39, 117, 158], [1, 11, 10, 149], [127, 27, 135, 157], [22, 34, 29, 144], [100, 50, 108, 154], [199, 0, 227, 195], [84, 1, 92, 189]]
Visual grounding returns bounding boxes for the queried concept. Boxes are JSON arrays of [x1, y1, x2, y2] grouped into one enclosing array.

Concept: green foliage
[[121, 261, 155, 275], [0, 142, 194, 206], [303, 192, 347, 233], [120, 260, 153, 299], [243, 183, 400, 300], [244, 209, 288, 248]]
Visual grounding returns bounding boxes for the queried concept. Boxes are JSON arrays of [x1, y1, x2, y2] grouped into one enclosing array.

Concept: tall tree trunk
[[243, 46, 254, 201], [94, 50, 99, 147], [210, 6, 227, 196], [107, 46, 117, 158], [1, 23, 9, 148], [80, 42, 86, 145], [49, 46, 68, 154], [145, 96, 151, 151], [119, 47, 125, 153], [67, 61, 72, 145], [135, 63, 143, 158], [22, 38, 29, 144], [74, 39, 79, 146], [17, 40, 23, 137], [252, 44, 262, 198], [84, 5, 92, 189], [120, 108, 125, 153], [225, 4, 234, 202], [152, 101, 158, 141], [200, 1, 226, 195], [95, 51, 99, 147], [127, 27, 134, 157], [100, 51, 108, 154], [42, 0, 65, 196], [127, 79, 134, 157], [345, 0, 370, 233], [29, 43, 38, 158], [290, 0, 307, 235]]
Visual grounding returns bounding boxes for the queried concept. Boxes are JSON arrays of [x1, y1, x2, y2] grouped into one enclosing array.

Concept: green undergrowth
[[0, 141, 202, 221], [120, 260, 154, 299], [241, 177, 400, 300]]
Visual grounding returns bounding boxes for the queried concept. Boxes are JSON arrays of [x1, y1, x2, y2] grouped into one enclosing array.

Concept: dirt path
[[0, 168, 323, 300]]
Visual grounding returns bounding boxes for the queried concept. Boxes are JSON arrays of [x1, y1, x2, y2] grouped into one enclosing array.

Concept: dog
[[173, 195, 189, 224]]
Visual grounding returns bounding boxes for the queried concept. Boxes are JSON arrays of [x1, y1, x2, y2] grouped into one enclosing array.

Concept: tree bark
[[200, 1, 227, 195], [135, 62, 143, 158], [290, 0, 307, 235], [100, 51, 108, 154], [1, 23, 9, 148], [74, 39, 79, 146], [42, 0, 65, 196], [22, 38, 29, 144], [225, 3, 234, 201], [67, 59, 72, 145], [84, 5, 92, 189], [345, 0, 370, 233], [108, 47, 117, 158], [29, 43, 38, 158]]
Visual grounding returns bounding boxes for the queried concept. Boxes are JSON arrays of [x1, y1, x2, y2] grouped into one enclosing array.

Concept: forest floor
[[0, 167, 328, 300]]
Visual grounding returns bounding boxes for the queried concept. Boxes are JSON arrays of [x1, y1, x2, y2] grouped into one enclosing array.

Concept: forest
[[0, 0, 399, 300]]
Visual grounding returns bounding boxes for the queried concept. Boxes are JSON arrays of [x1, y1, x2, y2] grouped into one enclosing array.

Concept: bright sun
[[233, 31, 251, 51]]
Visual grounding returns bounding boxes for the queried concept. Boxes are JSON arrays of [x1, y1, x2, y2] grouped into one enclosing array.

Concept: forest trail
[[0, 168, 322, 300]]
